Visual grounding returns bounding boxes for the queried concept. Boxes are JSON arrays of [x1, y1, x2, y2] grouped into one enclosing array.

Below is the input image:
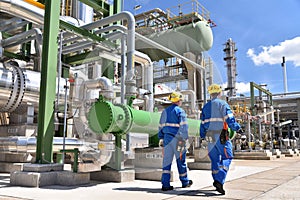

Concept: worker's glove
[[237, 129, 244, 134], [177, 140, 185, 152], [199, 137, 204, 144], [199, 138, 207, 148], [159, 139, 164, 147]]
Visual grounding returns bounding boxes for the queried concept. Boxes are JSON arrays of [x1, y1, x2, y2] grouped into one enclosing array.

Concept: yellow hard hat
[[168, 91, 183, 103], [208, 84, 222, 94]]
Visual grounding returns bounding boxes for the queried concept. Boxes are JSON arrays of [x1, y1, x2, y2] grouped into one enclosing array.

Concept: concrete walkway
[[0, 156, 300, 200]]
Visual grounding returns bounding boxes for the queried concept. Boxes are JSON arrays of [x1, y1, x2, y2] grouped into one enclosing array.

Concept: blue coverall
[[200, 97, 241, 185], [158, 104, 190, 188]]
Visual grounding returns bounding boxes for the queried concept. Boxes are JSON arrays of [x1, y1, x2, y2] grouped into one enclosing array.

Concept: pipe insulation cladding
[[135, 21, 213, 61], [0, 61, 67, 113]]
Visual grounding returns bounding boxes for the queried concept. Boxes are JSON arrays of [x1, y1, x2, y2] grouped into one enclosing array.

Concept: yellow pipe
[[24, 0, 45, 9]]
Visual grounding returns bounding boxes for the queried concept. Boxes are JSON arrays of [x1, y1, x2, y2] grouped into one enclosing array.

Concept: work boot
[[182, 180, 193, 188], [213, 180, 225, 195], [161, 186, 174, 191]]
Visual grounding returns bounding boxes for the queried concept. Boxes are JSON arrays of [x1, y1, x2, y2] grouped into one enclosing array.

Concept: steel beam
[[36, 0, 60, 164]]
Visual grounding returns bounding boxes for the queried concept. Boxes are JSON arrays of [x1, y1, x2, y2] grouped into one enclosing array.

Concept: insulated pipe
[[1, 28, 43, 71], [76, 76, 114, 128], [0, 0, 44, 25], [93, 24, 204, 109], [0, 32, 2, 57], [94, 25, 127, 35], [181, 90, 197, 114], [103, 31, 127, 41], [62, 41, 93, 54], [76, 11, 136, 97], [121, 34, 126, 104], [0, 61, 66, 113], [102, 29, 154, 110], [134, 51, 153, 112], [84, 77, 114, 100]]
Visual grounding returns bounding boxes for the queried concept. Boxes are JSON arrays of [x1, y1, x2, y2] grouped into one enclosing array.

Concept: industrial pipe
[[0, 0, 44, 25], [0, 61, 66, 113], [1, 28, 43, 71], [64, 12, 136, 99], [134, 51, 154, 112], [87, 98, 200, 139]]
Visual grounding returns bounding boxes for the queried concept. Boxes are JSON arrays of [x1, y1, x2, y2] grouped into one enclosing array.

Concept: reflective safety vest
[[158, 104, 189, 140], [200, 97, 240, 138]]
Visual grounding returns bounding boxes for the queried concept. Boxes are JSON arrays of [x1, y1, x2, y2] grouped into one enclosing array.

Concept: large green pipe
[[88, 98, 200, 145]]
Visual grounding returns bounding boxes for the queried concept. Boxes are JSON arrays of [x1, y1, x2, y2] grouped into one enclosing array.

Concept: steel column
[[35, 0, 60, 163]]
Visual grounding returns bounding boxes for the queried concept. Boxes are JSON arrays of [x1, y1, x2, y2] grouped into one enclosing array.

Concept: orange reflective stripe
[[223, 122, 228, 130]]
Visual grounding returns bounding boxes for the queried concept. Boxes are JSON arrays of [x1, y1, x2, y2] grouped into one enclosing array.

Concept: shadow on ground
[[114, 186, 222, 197]]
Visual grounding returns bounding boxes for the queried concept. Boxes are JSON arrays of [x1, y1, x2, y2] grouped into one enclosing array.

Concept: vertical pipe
[[62, 79, 69, 163], [115, 133, 122, 170], [56, 32, 63, 110], [282, 56, 288, 93], [125, 13, 136, 99], [0, 32, 2, 57], [247, 115, 252, 151], [120, 35, 126, 104], [258, 118, 262, 142], [250, 82, 255, 116], [61, 0, 65, 16]]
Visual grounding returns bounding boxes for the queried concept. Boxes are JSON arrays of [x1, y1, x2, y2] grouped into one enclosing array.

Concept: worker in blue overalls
[[158, 91, 193, 191], [200, 84, 241, 195]]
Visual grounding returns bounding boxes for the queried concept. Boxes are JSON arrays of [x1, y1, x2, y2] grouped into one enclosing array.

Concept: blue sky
[[124, 0, 300, 95]]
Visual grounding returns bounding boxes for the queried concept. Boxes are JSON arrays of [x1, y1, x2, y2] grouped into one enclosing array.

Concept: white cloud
[[236, 82, 251, 94], [222, 82, 251, 96], [247, 37, 300, 67]]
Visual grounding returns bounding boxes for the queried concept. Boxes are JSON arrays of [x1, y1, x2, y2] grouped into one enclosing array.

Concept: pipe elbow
[[119, 11, 135, 29], [97, 77, 114, 100]]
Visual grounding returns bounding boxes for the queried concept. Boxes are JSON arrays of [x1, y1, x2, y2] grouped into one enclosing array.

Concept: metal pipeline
[[180, 90, 199, 117], [0, 0, 44, 25], [134, 51, 153, 112], [78, 11, 136, 98], [1, 28, 43, 71], [73, 76, 114, 137], [88, 98, 200, 137], [0, 61, 66, 113], [83, 77, 114, 100]]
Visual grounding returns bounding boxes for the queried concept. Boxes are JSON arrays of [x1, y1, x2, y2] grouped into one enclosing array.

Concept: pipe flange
[[114, 103, 133, 134], [88, 100, 114, 134], [0, 62, 25, 113]]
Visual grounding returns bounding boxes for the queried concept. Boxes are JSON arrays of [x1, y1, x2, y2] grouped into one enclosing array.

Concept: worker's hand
[[237, 129, 244, 134], [199, 138, 207, 148], [159, 139, 164, 147]]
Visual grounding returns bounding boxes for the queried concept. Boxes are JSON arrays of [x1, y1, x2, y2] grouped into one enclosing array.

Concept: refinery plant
[[0, 0, 299, 188]]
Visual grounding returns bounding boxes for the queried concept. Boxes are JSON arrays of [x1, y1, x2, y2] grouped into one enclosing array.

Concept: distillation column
[[223, 38, 237, 97]]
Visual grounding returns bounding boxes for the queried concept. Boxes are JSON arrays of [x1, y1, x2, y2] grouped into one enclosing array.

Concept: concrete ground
[[0, 156, 300, 200]]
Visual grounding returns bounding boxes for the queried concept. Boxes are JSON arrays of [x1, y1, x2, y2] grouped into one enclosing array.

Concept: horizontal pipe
[[0, 0, 44, 25], [88, 99, 200, 136]]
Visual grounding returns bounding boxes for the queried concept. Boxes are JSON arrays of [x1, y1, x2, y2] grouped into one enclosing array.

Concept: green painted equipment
[[88, 97, 201, 145]]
